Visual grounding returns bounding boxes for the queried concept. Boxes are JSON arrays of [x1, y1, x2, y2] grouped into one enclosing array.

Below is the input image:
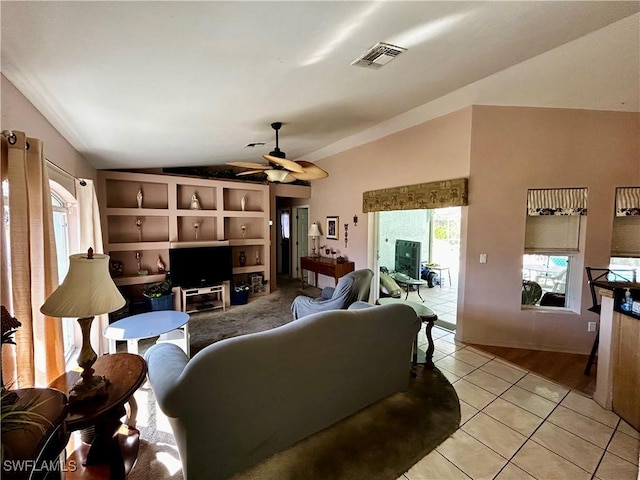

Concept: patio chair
[[521, 280, 542, 305]]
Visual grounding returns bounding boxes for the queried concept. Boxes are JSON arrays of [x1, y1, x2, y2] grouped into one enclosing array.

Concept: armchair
[[291, 269, 373, 319]]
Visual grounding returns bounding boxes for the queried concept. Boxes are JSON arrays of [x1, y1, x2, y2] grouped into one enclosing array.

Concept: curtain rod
[[3, 130, 87, 186], [46, 160, 87, 187], [1, 130, 17, 145]]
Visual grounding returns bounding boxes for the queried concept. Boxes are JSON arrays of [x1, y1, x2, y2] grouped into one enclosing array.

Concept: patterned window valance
[[527, 188, 588, 216], [362, 178, 468, 213], [615, 187, 640, 216]]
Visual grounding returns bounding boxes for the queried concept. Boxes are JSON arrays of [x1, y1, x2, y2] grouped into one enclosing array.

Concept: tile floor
[[402, 326, 640, 480], [408, 278, 458, 326]]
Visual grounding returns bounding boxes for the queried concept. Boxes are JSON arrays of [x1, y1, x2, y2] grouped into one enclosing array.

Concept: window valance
[[615, 187, 640, 216], [527, 188, 587, 216], [362, 178, 468, 213]]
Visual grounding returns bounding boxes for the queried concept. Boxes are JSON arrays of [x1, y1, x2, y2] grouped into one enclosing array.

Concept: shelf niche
[[106, 180, 168, 209], [107, 216, 169, 244], [177, 185, 216, 210]]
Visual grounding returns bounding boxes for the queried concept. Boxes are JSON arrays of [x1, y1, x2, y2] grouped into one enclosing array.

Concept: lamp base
[[69, 374, 109, 403]]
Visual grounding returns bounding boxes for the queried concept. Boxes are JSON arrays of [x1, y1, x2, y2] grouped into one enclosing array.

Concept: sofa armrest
[[348, 301, 373, 310], [144, 343, 190, 417]]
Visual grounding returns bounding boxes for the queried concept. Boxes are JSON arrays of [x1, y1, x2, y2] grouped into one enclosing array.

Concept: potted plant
[[143, 280, 174, 311], [1, 306, 54, 462]]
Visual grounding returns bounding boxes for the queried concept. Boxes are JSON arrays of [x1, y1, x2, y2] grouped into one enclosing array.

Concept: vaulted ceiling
[[2, 1, 638, 170]]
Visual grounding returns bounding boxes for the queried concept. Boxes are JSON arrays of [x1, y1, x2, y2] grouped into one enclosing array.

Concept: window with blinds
[[612, 187, 640, 258], [522, 188, 586, 311]]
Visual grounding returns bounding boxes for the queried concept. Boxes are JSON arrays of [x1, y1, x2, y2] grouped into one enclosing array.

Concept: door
[[293, 207, 309, 280]]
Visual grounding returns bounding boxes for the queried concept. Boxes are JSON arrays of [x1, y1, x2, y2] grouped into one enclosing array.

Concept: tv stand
[[180, 284, 226, 314]]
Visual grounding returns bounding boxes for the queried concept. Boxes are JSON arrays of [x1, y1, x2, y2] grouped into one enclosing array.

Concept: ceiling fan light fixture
[[264, 169, 291, 183]]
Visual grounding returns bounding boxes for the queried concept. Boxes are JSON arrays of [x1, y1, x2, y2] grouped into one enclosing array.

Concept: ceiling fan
[[227, 122, 329, 183]]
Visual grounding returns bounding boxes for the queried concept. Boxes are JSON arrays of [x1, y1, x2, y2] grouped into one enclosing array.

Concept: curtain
[[1, 131, 64, 387], [615, 186, 640, 216], [527, 188, 588, 216], [363, 178, 468, 213], [76, 178, 110, 355]]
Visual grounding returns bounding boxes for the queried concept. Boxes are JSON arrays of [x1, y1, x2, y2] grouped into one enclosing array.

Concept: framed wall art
[[326, 216, 339, 240]]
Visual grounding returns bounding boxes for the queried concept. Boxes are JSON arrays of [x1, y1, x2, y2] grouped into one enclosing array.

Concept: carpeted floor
[[128, 277, 460, 480]]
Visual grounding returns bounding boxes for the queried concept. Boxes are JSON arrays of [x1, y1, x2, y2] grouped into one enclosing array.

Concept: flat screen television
[[395, 239, 421, 280], [169, 245, 233, 288]]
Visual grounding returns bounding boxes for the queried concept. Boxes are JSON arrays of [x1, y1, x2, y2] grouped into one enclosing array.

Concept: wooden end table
[[377, 297, 438, 369], [49, 353, 147, 480]]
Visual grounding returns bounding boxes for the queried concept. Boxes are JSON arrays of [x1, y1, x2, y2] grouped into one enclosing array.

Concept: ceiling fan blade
[[280, 173, 297, 183], [291, 161, 329, 180], [236, 170, 267, 176], [227, 161, 269, 170], [263, 154, 304, 173]]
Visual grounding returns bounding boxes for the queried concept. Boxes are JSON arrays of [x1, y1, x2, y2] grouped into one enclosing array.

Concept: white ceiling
[[2, 1, 639, 171]]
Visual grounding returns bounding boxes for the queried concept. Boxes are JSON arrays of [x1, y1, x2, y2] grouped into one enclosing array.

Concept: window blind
[[611, 187, 640, 257], [525, 215, 581, 253]]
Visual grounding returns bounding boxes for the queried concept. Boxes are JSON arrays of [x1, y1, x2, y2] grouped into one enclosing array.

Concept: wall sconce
[[353, 215, 358, 226]]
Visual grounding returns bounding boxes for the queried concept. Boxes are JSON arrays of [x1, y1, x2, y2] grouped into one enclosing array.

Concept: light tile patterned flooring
[[402, 325, 640, 480]]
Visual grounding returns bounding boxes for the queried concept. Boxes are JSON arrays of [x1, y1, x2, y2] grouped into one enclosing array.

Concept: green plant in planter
[[142, 280, 172, 298], [1, 307, 54, 461]]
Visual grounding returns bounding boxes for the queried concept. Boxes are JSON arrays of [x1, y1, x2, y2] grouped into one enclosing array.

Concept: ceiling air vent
[[351, 42, 407, 70]]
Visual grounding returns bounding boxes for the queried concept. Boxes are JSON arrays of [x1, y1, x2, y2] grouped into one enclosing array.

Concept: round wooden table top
[[48, 353, 147, 431], [377, 297, 437, 320]]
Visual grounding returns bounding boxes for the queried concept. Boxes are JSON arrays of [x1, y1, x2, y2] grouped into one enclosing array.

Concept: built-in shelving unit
[[97, 171, 271, 306]]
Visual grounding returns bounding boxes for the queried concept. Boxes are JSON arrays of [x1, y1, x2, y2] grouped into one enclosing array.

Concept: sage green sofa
[[144, 302, 420, 480]]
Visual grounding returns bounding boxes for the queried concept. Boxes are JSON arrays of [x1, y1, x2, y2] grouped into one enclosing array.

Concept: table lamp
[[41, 248, 125, 402], [308, 223, 321, 257]]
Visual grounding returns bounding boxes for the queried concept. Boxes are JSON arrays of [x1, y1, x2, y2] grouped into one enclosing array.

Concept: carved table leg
[[424, 318, 435, 369]]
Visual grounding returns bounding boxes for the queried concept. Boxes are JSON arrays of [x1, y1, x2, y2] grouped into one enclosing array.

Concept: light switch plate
[[479, 254, 487, 264]]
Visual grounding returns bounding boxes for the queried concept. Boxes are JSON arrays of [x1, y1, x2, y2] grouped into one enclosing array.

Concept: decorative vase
[[190, 193, 201, 210], [136, 188, 143, 208], [241, 196, 247, 211], [239, 251, 247, 267]]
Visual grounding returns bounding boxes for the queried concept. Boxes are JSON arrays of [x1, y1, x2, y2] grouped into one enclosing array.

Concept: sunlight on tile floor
[[399, 326, 640, 480]]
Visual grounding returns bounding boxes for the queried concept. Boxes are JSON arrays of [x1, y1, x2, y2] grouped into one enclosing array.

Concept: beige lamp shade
[[41, 252, 125, 318], [308, 223, 321, 237]]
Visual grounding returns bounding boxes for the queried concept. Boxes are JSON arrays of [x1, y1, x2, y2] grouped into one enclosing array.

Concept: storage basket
[[148, 294, 173, 311]]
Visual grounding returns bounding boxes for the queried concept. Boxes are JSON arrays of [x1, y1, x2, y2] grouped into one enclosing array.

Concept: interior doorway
[[375, 207, 461, 328], [277, 207, 291, 275], [292, 206, 309, 281]]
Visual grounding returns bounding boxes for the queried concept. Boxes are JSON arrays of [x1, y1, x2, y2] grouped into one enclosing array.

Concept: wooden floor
[[469, 344, 597, 397]]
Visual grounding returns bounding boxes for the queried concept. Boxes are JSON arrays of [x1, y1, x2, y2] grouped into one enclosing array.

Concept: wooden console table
[[300, 256, 355, 288]]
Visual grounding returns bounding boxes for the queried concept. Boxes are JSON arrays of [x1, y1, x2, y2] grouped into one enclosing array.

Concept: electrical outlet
[[588, 322, 597, 332]]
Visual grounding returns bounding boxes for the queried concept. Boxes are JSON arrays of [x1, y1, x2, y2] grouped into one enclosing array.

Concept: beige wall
[[1, 74, 95, 185], [309, 105, 638, 354], [462, 106, 639, 353], [309, 107, 473, 273]]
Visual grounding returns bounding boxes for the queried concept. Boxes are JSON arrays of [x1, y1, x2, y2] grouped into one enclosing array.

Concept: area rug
[[128, 278, 460, 480], [230, 367, 460, 480]]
